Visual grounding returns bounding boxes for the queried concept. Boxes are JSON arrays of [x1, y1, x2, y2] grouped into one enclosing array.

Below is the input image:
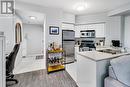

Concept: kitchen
[[1, 0, 130, 87], [61, 9, 130, 87]]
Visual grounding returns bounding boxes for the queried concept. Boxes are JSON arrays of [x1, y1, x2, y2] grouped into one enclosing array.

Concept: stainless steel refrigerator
[[62, 30, 76, 64]]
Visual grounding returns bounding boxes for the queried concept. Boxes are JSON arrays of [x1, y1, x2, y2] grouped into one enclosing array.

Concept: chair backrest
[[6, 44, 20, 73]]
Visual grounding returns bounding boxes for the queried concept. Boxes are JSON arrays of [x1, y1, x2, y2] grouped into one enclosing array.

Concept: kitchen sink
[[98, 49, 122, 54]]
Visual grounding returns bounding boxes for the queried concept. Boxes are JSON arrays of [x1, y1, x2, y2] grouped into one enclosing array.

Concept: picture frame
[[49, 26, 59, 35]]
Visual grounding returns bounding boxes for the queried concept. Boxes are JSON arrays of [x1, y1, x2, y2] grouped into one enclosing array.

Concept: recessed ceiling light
[[30, 16, 36, 20]]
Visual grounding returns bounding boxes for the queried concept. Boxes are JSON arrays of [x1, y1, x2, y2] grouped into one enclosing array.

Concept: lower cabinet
[[66, 62, 77, 82], [66, 51, 110, 87], [77, 54, 96, 87], [76, 54, 110, 87]]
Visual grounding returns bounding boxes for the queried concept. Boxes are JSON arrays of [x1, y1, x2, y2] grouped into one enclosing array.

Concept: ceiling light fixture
[[76, 5, 86, 11], [29, 16, 36, 20], [74, 0, 87, 11]]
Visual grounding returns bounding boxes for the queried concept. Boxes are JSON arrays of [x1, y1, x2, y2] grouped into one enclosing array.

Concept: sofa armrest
[[105, 77, 129, 87], [109, 66, 117, 79]]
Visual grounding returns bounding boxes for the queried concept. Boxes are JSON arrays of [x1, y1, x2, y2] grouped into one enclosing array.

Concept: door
[[62, 30, 75, 40], [62, 30, 76, 64], [63, 41, 75, 56]]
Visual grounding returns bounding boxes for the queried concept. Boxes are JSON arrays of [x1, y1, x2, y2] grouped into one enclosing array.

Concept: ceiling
[[17, 0, 130, 15], [16, 10, 44, 25]]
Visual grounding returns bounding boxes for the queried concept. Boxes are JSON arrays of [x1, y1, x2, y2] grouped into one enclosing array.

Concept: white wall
[[0, 14, 24, 70], [76, 13, 122, 46], [0, 16, 15, 53], [76, 13, 108, 24], [124, 15, 130, 49], [108, 3, 130, 16], [23, 24, 43, 55], [16, 1, 63, 69], [16, 1, 63, 48], [0, 36, 5, 87]]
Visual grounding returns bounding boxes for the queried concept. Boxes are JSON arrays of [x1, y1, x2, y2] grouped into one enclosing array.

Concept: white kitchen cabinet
[[94, 23, 105, 37], [77, 53, 110, 87], [74, 23, 105, 38], [62, 23, 74, 30], [66, 62, 77, 82], [83, 24, 94, 30], [62, 13, 75, 24], [66, 46, 79, 82], [77, 54, 96, 87], [0, 34, 5, 87], [75, 25, 81, 37]]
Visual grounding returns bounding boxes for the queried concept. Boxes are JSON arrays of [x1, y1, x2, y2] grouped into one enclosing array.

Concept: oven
[[79, 40, 96, 51]]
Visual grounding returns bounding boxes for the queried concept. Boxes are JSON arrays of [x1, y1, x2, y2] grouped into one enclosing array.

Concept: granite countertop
[[78, 51, 130, 62]]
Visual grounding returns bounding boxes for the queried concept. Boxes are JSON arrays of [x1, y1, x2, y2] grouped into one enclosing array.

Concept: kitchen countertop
[[78, 51, 130, 62], [96, 46, 123, 50]]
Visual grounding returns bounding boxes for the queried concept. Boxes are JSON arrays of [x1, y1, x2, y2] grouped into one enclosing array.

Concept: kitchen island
[[76, 51, 130, 87]]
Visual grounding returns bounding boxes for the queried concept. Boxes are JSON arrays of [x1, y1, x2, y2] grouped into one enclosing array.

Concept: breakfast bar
[[76, 50, 130, 87]]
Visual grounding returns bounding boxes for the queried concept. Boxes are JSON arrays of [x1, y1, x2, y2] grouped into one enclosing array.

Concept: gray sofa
[[105, 55, 130, 87]]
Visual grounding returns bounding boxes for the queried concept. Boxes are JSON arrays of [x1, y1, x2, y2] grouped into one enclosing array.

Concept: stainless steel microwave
[[80, 30, 95, 38]]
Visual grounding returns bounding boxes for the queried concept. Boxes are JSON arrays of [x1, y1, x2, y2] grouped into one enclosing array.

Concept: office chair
[[6, 44, 20, 85]]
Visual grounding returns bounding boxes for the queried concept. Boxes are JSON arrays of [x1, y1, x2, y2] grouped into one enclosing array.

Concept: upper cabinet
[[62, 13, 75, 24], [75, 25, 81, 38], [75, 23, 105, 38], [94, 23, 105, 38], [62, 23, 74, 30], [62, 13, 75, 31]]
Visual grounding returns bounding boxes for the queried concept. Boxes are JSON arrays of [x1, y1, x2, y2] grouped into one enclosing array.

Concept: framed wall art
[[49, 26, 59, 35]]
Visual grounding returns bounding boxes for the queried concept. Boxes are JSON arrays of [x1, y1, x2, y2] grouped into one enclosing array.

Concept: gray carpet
[[8, 70, 78, 87]]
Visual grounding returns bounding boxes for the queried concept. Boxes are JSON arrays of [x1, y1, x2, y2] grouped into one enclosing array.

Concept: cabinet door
[[84, 24, 94, 30], [66, 47, 79, 82], [66, 62, 77, 82], [77, 54, 96, 87], [94, 23, 105, 37], [62, 13, 75, 23], [62, 24, 74, 30], [75, 26, 81, 38]]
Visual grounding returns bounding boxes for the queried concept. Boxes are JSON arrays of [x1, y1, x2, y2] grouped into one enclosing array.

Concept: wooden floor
[[8, 70, 78, 87]]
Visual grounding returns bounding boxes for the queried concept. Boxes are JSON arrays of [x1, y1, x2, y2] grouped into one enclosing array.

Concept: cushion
[[109, 66, 117, 79], [110, 55, 130, 86]]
